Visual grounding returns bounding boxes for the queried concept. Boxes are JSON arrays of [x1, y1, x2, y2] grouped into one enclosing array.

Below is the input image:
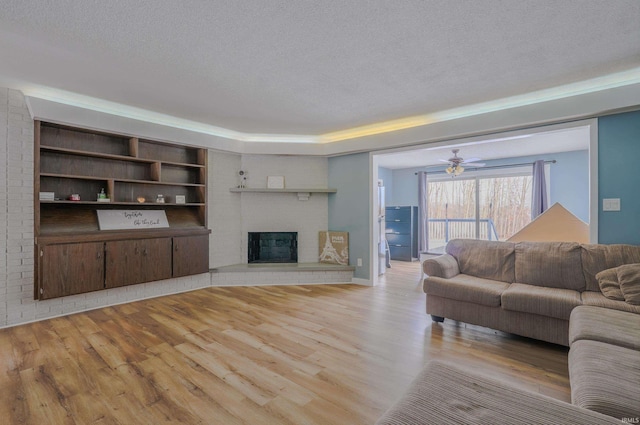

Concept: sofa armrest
[[422, 254, 460, 278]]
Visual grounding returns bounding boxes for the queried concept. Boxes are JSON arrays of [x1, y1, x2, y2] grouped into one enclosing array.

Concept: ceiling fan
[[439, 149, 485, 176]]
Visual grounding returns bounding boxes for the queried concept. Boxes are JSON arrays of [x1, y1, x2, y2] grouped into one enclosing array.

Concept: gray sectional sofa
[[568, 305, 640, 420], [392, 238, 640, 423], [376, 360, 621, 425], [422, 239, 640, 346]]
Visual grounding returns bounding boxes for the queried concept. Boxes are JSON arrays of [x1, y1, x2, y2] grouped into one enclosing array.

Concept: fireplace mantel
[[229, 187, 336, 201]]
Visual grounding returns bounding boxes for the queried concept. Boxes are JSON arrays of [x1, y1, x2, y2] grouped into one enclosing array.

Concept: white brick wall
[[208, 150, 242, 267], [0, 88, 7, 323], [239, 155, 329, 263], [1, 88, 35, 327]]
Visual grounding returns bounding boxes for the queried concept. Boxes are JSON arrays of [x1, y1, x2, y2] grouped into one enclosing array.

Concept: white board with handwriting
[[97, 210, 169, 230]]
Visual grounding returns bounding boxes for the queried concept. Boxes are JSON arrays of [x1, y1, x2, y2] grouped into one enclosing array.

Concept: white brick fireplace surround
[[208, 153, 353, 286], [0, 88, 352, 328]]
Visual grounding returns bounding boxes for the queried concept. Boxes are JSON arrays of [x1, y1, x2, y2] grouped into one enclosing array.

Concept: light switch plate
[[603, 198, 621, 211]]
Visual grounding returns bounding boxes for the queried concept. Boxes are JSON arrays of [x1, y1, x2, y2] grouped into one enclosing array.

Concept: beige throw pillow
[[596, 267, 625, 301], [617, 263, 640, 305]]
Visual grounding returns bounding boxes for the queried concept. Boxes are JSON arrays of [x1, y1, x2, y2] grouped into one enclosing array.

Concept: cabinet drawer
[[386, 221, 411, 235], [385, 207, 411, 222], [389, 245, 412, 261], [386, 233, 410, 246]]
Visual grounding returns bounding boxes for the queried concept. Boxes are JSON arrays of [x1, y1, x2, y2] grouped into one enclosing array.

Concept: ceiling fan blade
[[438, 159, 450, 163], [462, 157, 482, 163], [465, 162, 486, 167]]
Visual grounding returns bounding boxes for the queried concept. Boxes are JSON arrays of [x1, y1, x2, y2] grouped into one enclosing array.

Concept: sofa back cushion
[[515, 242, 585, 290], [445, 239, 515, 283], [581, 244, 640, 292]]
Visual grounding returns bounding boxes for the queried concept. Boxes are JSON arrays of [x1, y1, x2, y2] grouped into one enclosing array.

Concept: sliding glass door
[[427, 178, 476, 253], [426, 168, 533, 253], [478, 175, 532, 241]]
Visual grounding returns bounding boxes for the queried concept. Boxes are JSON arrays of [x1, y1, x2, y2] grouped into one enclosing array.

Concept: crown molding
[[24, 79, 640, 157]]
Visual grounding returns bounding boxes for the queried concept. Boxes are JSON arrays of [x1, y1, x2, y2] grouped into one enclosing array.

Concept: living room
[[1, 1, 640, 423]]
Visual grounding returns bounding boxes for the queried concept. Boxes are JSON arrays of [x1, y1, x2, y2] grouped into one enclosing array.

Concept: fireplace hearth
[[248, 232, 298, 263]]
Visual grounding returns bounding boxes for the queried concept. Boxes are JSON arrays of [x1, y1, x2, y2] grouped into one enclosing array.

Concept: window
[[426, 166, 539, 253]]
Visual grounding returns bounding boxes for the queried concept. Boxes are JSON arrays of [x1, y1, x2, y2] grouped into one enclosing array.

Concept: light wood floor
[[0, 261, 570, 424]]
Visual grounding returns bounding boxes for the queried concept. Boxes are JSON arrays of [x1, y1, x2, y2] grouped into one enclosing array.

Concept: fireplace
[[248, 232, 298, 263]]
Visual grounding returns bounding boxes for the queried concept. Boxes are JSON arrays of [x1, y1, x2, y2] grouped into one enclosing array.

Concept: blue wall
[[329, 153, 370, 279], [598, 110, 640, 244], [385, 150, 590, 223]]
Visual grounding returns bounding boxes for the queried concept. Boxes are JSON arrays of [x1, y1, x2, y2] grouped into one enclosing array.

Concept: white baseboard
[[351, 277, 373, 286]]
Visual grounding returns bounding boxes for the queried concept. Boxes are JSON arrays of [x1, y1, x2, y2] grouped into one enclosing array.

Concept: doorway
[[370, 120, 597, 285]]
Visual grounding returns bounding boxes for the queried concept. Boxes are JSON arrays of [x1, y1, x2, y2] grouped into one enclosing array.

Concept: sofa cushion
[[376, 360, 619, 425], [617, 263, 640, 305], [595, 267, 624, 301], [445, 239, 515, 283], [423, 274, 509, 307], [581, 243, 640, 292], [581, 291, 640, 314], [501, 283, 581, 320], [422, 254, 459, 278], [569, 340, 640, 420], [569, 305, 640, 350], [514, 242, 585, 290]]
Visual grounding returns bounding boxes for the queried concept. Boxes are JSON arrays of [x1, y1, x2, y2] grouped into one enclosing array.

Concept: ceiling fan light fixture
[[446, 166, 454, 174], [454, 165, 464, 176]]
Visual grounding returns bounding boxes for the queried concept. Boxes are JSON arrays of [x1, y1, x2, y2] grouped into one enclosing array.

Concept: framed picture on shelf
[[267, 176, 285, 189]]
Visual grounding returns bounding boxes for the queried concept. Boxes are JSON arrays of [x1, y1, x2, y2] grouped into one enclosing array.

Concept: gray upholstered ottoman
[[569, 339, 640, 420], [569, 305, 640, 350], [376, 360, 618, 425]]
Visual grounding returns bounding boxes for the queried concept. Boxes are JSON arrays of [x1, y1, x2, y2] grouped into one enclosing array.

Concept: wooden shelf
[[229, 188, 337, 193], [40, 145, 205, 169], [41, 173, 204, 187], [229, 187, 336, 200], [40, 200, 204, 206]]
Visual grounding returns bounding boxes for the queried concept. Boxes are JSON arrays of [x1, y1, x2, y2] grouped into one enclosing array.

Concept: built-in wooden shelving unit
[[34, 121, 210, 300]]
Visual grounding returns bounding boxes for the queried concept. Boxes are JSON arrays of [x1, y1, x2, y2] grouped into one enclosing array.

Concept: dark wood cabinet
[[39, 242, 105, 300], [173, 235, 210, 277], [105, 238, 172, 288], [34, 121, 210, 300]]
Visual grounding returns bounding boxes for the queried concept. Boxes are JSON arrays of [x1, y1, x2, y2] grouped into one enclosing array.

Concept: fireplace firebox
[[248, 232, 298, 263]]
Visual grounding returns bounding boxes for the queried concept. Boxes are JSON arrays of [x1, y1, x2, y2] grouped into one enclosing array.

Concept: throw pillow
[[617, 263, 640, 306], [596, 267, 625, 301]]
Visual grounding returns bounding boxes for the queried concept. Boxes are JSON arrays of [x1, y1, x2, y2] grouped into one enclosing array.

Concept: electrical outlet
[[603, 198, 621, 211], [357, 258, 363, 267]]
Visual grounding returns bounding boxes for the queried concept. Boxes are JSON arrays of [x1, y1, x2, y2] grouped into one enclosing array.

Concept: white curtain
[[531, 160, 548, 219], [418, 171, 429, 253]]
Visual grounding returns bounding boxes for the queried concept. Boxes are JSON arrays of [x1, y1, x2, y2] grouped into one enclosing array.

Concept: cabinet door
[[173, 235, 210, 277], [143, 238, 173, 282], [40, 242, 104, 300], [105, 238, 172, 288]]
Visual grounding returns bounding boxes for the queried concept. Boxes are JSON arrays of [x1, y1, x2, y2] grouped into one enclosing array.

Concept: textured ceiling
[[0, 1, 639, 135]]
